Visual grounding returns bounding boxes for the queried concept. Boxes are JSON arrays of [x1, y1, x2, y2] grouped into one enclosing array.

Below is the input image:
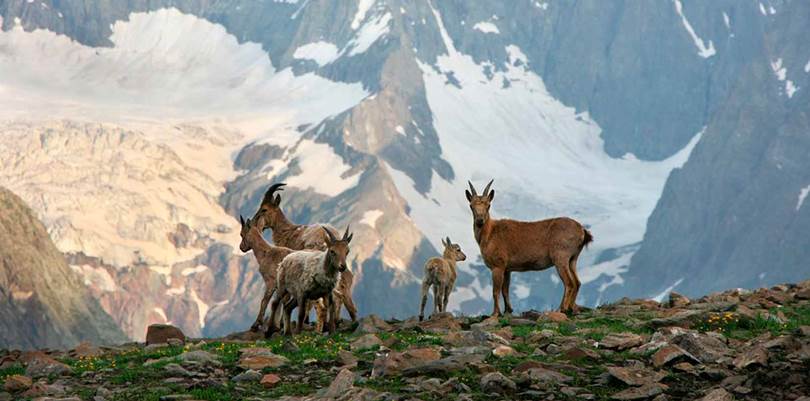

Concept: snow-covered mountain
[[1, 0, 808, 340]]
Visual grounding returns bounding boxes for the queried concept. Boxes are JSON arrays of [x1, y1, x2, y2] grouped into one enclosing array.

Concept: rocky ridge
[[0, 186, 126, 350], [1, 281, 808, 401]]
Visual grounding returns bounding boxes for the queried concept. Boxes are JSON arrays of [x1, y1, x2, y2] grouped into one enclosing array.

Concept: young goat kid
[[419, 237, 466, 321], [267, 226, 353, 336], [252, 183, 358, 325]]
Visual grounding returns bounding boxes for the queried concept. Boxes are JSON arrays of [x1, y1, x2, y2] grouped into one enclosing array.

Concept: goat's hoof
[[250, 322, 262, 332], [418, 315, 423, 322]]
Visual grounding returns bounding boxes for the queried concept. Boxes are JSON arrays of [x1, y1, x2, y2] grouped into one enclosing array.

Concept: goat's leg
[[553, 256, 574, 314], [339, 271, 358, 322], [490, 268, 505, 318], [441, 279, 451, 313], [568, 255, 582, 314], [283, 298, 297, 336], [265, 294, 282, 337], [296, 297, 307, 335], [432, 284, 441, 318], [314, 299, 327, 333], [252, 285, 275, 332], [502, 270, 514, 316], [419, 280, 430, 321], [326, 293, 337, 335]]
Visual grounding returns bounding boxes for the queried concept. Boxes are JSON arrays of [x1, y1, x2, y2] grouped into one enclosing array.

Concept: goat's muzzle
[[339, 263, 348, 272]]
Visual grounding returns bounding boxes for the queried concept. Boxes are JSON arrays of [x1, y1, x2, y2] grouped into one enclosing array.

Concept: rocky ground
[[1, 281, 809, 401]]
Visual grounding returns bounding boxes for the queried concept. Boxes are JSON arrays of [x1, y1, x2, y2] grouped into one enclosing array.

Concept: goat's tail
[[582, 228, 594, 248]]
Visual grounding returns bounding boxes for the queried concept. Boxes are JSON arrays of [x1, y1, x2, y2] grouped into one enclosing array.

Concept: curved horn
[[482, 179, 494, 196], [467, 180, 478, 196], [239, 215, 245, 226], [262, 182, 287, 204], [342, 225, 351, 241], [446, 236, 451, 245], [323, 226, 337, 243]]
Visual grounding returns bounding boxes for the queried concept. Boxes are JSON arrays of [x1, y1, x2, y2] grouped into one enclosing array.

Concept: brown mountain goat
[[239, 215, 326, 333], [465, 180, 593, 316], [251, 183, 358, 323], [238, 215, 294, 332]]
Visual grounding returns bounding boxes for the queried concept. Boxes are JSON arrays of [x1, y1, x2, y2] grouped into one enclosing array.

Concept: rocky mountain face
[[0, 0, 808, 341], [0, 281, 808, 400], [610, 0, 810, 302], [0, 186, 126, 350]]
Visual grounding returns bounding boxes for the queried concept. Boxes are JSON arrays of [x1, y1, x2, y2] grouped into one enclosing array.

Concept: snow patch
[[473, 21, 499, 34], [722, 12, 730, 29], [153, 307, 169, 323], [759, 3, 767, 15], [275, 140, 361, 197], [70, 264, 118, 292], [181, 264, 209, 276], [797, 185, 810, 211], [395, 125, 406, 136], [673, 0, 716, 58], [804, 59, 810, 73], [351, 0, 376, 30], [149, 265, 172, 286], [651, 278, 684, 303], [0, 8, 367, 123], [579, 251, 634, 305], [513, 283, 531, 299], [166, 286, 186, 296], [189, 289, 209, 328], [347, 12, 392, 56], [771, 58, 798, 98], [360, 209, 384, 229], [293, 41, 339, 66]]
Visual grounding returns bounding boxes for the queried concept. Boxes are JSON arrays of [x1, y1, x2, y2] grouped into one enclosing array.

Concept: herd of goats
[[239, 180, 593, 337]]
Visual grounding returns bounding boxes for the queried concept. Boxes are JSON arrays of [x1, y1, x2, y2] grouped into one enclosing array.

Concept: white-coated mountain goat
[[266, 226, 353, 336], [419, 236, 466, 321]]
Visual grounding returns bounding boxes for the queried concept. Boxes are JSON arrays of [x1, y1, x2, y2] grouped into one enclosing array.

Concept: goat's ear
[[346, 233, 353, 244], [273, 194, 281, 206], [441, 237, 447, 247], [487, 189, 495, 201], [446, 236, 452, 245], [245, 217, 252, 227], [465, 190, 473, 202]]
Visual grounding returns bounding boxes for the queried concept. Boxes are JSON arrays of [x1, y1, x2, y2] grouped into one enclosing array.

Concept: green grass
[[0, 364, 24, 380], [695, 306, 810, 339], [189, 386, 235, 401], [378, 330, 444, 351]]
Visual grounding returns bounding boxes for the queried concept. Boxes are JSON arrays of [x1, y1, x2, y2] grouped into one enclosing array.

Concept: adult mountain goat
[[252, 183, 358, 323], [465, 180, 592, 316]]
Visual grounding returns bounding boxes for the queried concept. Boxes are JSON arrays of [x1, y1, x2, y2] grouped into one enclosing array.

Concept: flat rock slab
[[601, 333, 645, 350], [699, 388, 734, 401], [402, 353, 486, 377], [350, 334, 383, 351], [651, 344, 700, 367], [480, 372, 516, 395], [146, 324, 186, 345], [733, 347, 768, 369], [611, 383, 668, 400], [372, 347, 441, 377], [607, 366, 666, 386], [3, 374, 32, 392]]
